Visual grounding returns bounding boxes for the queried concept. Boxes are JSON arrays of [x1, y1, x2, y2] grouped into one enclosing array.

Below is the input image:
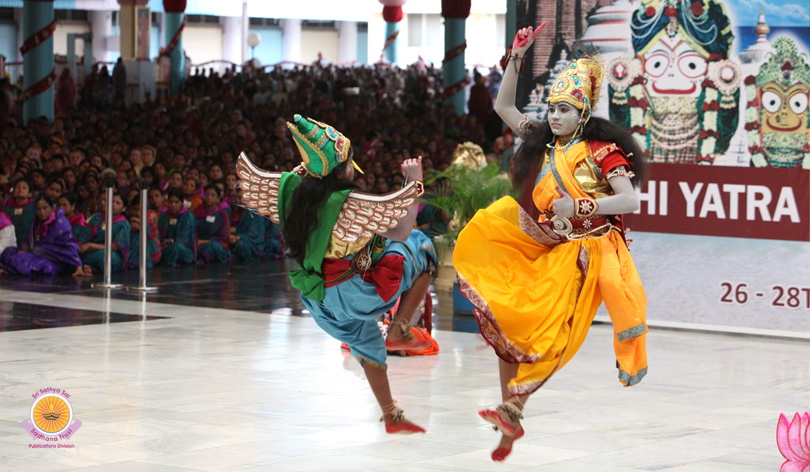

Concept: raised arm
[[495, 24, 547, 134], [377, 157, 423, 242]]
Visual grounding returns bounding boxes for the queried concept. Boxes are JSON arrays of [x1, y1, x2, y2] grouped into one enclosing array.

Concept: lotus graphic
[[777, 412, 810, 472]]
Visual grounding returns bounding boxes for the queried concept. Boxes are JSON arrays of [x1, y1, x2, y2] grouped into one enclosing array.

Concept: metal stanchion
[[92, 170, 122, 290], [126, 180, 158, 293]]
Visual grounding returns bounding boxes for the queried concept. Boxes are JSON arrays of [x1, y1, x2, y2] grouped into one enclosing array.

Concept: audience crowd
[[0, 62, 504, 277]]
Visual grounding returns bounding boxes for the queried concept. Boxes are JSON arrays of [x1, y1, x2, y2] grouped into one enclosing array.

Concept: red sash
[[323, 254, 405, 302]]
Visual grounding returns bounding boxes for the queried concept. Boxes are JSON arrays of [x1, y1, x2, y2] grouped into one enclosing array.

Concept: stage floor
[[0, 261, 806, 471]]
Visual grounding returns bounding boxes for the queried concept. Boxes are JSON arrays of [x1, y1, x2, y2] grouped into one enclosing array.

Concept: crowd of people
[[0, 61, 503, 277]]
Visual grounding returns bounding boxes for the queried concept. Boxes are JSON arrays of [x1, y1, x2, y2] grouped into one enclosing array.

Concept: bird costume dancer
[[454, 25, 650, 461], [237, 115, 437, 434]]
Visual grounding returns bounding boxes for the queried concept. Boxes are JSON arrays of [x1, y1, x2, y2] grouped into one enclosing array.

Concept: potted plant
[[423, 143, 516, 314]]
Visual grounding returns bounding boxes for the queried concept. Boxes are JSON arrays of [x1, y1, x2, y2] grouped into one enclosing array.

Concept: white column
[[91, 10, 113, 62], [281, 18, 301, 64], [221, 16, 242, 66], [241, 1, 248, 65], [337, 21, 358, 65], [157, 12, 166, 52]]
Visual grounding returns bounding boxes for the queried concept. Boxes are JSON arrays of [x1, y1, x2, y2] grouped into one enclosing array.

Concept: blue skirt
[[302, 230, 436, 368]]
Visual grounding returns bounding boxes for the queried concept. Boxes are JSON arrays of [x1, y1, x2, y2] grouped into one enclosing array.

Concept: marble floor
[[0, 262, 807, 471]]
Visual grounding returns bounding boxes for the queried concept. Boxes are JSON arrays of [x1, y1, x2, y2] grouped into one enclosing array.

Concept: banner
[[515, 0, 810, 336]]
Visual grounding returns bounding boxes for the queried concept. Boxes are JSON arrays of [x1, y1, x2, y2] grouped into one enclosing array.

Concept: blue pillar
[[22, 0, 54, 124], [443, 18, 466, 115], [165, 12, 185, 95], [384, 22, 398, 64]]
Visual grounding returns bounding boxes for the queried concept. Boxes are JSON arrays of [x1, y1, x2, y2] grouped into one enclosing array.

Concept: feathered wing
[[333, 184, 419, 243], [235, 152, 283, 223], [236, 152, 419, 243]]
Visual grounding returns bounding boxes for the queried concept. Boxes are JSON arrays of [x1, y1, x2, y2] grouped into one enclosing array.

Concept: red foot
[[385, 419, 426, 434], [491, 427, 525, 462], [479, 409, 517, 437]]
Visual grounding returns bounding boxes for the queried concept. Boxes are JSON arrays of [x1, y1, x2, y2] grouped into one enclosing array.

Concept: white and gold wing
[[236, 152, 419, 242], [235, 152, 285, 223], [333, 183, 419, 243]]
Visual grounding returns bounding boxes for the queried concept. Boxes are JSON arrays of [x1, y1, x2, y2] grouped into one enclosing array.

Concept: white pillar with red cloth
[[442, 0, 470, 116], [379, 0, 406, 65]]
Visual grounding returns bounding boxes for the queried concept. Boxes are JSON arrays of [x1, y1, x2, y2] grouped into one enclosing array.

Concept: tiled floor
[[0, 263, 807, 471]]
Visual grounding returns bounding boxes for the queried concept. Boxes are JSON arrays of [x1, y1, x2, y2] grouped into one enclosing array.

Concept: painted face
[[759, 83, 810, 133], [35, 199, 53, 221], [643, 36, 707, 98], [547, 102, 580, 137]]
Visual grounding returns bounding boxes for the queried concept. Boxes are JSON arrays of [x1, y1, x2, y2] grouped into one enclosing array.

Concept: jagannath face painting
[[759, 83, 809, 133], [643, 35, 707, 98], [607, 0, 742, 164], [746, 37, 810, 168]]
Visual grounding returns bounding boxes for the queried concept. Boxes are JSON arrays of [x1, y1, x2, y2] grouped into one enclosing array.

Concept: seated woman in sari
[[229, 197, 267, 262], [57, 194, 89, 243], [3, 178, 36, 244], [158, 189, 196, 266], [193, 185, 231, 263], [1, 196, 81, 276], [0, 212, 16, 257], [264, 219, 283, 258], [127, 194, 162, 269], [74, 193, 130, 276]]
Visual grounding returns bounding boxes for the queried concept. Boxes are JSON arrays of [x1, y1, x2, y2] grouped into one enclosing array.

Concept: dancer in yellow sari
[[454, 25, 650, 461]]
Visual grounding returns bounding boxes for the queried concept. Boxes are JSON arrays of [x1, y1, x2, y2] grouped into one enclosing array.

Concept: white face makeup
[[547, 102, 580, 137]]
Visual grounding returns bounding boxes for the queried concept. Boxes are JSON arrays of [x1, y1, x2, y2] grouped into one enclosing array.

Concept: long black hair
[[511, 116, 649, 191], [282, 161, 357, 265]]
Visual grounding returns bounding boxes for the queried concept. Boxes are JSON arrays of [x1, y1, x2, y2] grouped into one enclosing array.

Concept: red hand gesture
[[512, 23, 547, 55]]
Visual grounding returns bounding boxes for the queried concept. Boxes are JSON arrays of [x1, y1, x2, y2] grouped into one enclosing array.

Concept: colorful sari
[[67, 212, 90, 244], [158, 207, 196, 266], [230, 209, 267, 262], [0, 212, 16, 255], [128, 210, 162, 269], [264, 219, 283, 259], [1, 209, 82, 276], [83, 213, 130, 272], [3, 197, 35, 245], [194, 203, 230, 263], [454, 140, 648, 395]]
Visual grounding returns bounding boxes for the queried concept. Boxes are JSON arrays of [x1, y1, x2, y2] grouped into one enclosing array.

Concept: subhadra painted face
[[547, 103, 579, 137], [759, 83, 810, 133], [643, 36, 707, 98]]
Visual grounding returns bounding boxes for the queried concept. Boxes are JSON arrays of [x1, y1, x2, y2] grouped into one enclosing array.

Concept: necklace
[[547, 137, 581, 153]]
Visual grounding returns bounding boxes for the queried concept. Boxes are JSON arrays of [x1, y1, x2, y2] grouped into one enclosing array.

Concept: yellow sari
[[454, 140, 647, 395]]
